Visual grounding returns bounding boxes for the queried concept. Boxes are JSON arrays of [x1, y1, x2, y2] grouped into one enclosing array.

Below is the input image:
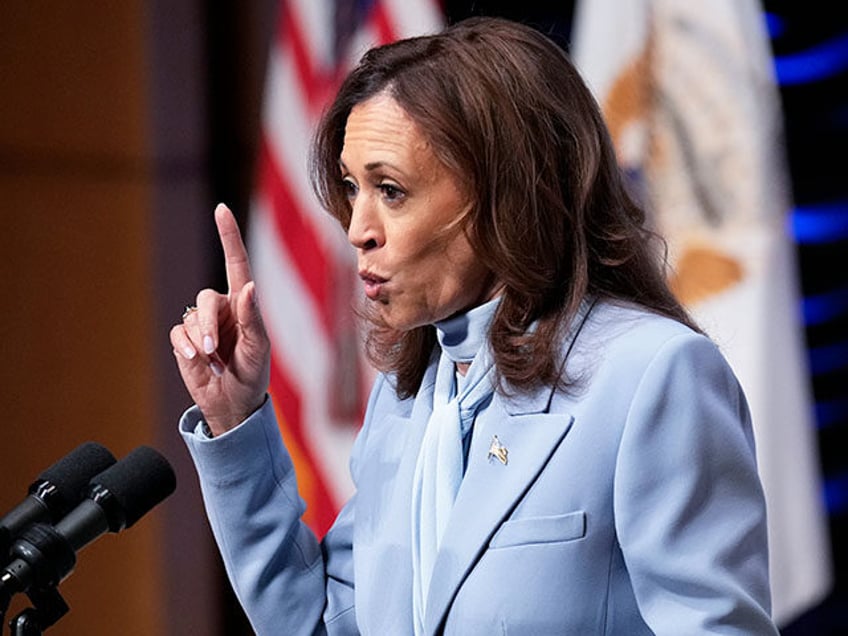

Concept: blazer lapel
[[385, 360, 439, 527], [423, 386, 575, 634], [353, 363, 439, 630]]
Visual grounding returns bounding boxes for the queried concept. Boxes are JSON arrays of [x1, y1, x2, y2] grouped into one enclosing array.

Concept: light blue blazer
[[180, 301, 778, 635]]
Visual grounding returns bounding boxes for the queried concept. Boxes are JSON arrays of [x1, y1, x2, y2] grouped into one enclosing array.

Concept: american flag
[[248, 0, 443, 536]]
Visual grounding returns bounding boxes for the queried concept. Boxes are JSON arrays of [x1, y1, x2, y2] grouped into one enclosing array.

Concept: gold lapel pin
[[487, 435, 508, 465]]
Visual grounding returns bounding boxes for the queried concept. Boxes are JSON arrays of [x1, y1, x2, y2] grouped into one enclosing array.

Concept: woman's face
[[340, 92, 498, 331]]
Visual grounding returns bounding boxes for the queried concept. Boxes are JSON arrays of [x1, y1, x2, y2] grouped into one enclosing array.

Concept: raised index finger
[[215, 203, 253, 293]]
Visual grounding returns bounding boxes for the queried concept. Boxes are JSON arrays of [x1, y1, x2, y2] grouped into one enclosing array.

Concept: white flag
[[572, 0, 832, 625]]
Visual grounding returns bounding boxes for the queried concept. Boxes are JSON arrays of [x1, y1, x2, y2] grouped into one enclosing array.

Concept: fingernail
[[210, 360, 224, 376], [203, 335, 215, 354], [183, 345, 197, 360]]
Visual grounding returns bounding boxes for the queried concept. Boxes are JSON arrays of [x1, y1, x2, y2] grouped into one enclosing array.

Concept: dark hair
[[311, 16, 698, 399]]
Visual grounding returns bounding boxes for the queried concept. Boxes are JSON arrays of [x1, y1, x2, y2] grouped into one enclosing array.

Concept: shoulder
[[559, 299, 738, 406], [574, 299, 716, 368], [585, 299, 698, 344], [366, 368, 426, 419], [359, 353, 439, 429]]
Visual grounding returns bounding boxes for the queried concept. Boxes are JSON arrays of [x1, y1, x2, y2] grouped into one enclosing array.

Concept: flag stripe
[[259, 142, 335, 336], [270, 358, 338, 535], [277, 1, 332, 113], [250, 196, 355, 504], [252, 0, 443, 540], [262, 45, 348, 259], [253, 181, 340, 530], [370, 2, 399, 44]]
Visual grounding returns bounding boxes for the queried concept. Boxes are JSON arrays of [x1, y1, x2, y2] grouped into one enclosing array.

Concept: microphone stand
[[0, 522, 74, 635], [7, 586, 68, 635]]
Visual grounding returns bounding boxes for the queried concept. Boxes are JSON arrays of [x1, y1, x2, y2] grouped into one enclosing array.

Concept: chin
[[375, 305, 429, 332], [381, 315, 423, 333]]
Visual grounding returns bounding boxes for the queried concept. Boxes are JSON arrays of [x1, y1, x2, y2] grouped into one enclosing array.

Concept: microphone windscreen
[[93, 446, 176, 528], [33, 442, 117, 516]]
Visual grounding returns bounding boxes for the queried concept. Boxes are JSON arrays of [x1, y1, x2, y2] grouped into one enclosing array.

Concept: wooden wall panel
[[0, 2, 168, 634]]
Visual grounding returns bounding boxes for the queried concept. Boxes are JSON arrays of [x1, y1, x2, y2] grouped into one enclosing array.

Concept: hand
[[170, 204, 271, 435]]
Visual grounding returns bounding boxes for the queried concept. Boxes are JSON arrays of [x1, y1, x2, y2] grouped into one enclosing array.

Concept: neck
[[434, 297, 501, 370]]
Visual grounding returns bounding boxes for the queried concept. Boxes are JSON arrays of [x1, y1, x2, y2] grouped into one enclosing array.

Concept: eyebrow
[[338, 158, 402, 173]]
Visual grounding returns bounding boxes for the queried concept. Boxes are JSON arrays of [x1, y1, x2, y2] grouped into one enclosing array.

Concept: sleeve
[[613, 332, 779, 635], [180, 398, 330, 635]]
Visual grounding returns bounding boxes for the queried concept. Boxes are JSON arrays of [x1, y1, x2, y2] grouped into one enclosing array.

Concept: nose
[[347, 193, 383, 251]]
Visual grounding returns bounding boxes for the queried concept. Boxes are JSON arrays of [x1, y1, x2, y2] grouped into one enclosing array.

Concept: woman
[[171, 17, 778, 635]]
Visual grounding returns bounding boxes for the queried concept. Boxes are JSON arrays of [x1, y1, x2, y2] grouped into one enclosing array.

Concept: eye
[[342, 178, 358, 200], [379, 182, 405, 202]]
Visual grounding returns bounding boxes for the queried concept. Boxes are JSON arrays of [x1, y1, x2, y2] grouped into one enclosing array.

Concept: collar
[[434, 297, 501, 363]]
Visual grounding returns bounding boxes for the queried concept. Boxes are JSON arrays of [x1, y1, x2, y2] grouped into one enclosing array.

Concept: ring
[[182, 305, 198, 320]]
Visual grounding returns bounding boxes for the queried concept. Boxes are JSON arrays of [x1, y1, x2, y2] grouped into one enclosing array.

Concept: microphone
[[0, 442, 117, 555], [0, 446, 176, 608], [58, 445, 177, 545]]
